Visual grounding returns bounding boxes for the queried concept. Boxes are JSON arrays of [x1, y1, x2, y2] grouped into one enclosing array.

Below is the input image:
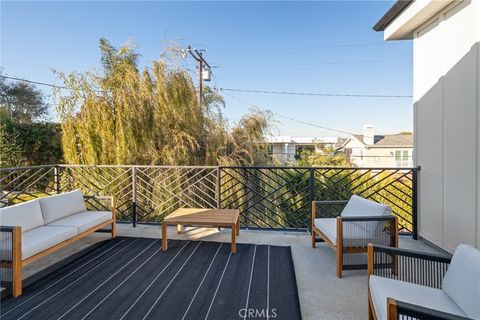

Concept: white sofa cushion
[[48, 210, 112, 233], [369, 275, 467, 320], [0, 199, 45, 232], [21, 226, 78, 259], [341, 195, 391, 217], [442, 244, 480, 319], [40, 190, 87, 224]]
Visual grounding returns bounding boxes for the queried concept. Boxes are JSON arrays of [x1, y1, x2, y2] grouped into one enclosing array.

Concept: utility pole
[[186, 46, 211, 103]]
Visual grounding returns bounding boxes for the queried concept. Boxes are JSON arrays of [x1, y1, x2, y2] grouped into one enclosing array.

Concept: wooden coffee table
[[161, 208, 240, 253]]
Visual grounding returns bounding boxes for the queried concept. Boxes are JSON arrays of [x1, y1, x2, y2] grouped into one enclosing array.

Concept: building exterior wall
[[343, 138, 413, 168], [413, 0, 480, 252]]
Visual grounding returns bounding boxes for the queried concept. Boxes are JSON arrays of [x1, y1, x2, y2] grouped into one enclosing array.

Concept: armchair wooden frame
[[1, 195, 116, 298], [366, 244, 472, 320], [311, 200, 398, 278]]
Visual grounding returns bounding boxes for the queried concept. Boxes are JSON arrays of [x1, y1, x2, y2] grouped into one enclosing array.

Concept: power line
[[223, 92, 355, 135], [219, 87, 412, 98], [0, 75, 69, 90], [219, 58, 412, 68], [208, 42, 407, 52]]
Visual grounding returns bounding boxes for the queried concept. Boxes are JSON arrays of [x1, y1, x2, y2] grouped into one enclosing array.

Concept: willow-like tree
[[55, 39, 271, 166]]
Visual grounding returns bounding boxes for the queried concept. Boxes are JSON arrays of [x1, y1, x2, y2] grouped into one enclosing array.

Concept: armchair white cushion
[[369, 275, 467, 320], [442, 244, 480, 319], [40, 189, 87, 224], [341, 195, 391, 217], [314, 218, 337, 244], [0, 199, 45, 232], [314, 196, 393, 246], [48, 210, 112, 233]]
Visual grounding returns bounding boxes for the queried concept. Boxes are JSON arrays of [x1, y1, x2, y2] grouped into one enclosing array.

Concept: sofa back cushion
[[442, 244, 480, 319], [40, 190, 87, 224], [0, 199, 45, 232], [341, 195, 391, 217]]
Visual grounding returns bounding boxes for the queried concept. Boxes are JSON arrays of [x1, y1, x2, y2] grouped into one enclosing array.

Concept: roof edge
[[373, 0, 414, 32]]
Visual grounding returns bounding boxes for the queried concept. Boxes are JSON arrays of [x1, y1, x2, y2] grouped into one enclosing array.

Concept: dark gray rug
[[0, 237, 302, 320]]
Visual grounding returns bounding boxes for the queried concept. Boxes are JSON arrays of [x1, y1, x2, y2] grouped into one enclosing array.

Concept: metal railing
[[0, 164, 418, 236]]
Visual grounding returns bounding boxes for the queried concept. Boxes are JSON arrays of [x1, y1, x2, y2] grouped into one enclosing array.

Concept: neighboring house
[[340, 125, 414, 168], [375, 0, 480, 252], [266, 136, 338, 164]]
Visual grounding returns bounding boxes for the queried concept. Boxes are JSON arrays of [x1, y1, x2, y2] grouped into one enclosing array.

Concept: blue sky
[[1, 1, 413, 137]]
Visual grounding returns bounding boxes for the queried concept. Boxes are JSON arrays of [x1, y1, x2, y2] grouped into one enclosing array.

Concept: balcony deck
[[18, 225, 442, 320]]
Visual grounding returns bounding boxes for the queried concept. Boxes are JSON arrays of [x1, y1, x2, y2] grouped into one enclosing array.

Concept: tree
[[0, 123, 24, 167], [0, 113, 63, 165], [0, 74, 48, 123], [54, 38, 272, 166], [295, 146, 350, 167]]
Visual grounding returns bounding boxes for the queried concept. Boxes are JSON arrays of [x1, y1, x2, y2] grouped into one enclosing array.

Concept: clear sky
[[1, 1, 413, 137]]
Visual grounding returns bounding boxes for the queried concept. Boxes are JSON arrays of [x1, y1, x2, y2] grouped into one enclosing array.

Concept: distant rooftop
[[352, 133, 413, 147]]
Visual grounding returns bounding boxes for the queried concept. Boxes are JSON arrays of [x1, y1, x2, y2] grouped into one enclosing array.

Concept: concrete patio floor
[[17, 224, 444, 320]]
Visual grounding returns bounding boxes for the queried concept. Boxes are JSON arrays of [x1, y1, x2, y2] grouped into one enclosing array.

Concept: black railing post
[[132, 167, 137, 227], [309, 168, 315, 233], [216, 167, 221, 209], [54, 165, 60, 194], [412, 167, 419, 240]]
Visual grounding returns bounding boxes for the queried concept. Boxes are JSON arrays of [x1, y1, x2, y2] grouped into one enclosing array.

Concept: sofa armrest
[[388, 298, 473, 320], [0, 226, 21, 263], [0, 225, 22, 295], [368, 244, 451, 289], [83, 195, 116, 217]]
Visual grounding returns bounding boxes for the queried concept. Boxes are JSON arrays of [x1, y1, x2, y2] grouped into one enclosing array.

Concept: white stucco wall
[[343, 138, 413, 168], [413, 0, 480, 252]]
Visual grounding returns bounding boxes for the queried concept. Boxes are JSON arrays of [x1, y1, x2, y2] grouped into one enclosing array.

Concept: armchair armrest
[[338, 215, 398, 248], [368, 244, 451, 289], [389, 298, 473, 320], [312, 200, 348, 220]]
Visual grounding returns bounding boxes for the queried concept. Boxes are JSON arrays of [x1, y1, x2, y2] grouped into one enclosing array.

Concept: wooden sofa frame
[[1, 195, 116, 298], [311, 200, 398, 278]]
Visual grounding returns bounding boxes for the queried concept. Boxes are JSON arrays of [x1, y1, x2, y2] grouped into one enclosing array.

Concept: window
[[403, 151, 409, 161], [395, 151, 401, 161], [267, 144, 273, 156]]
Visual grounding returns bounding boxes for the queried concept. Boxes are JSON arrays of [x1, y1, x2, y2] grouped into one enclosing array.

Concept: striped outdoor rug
[[0, 237, 302, 320]]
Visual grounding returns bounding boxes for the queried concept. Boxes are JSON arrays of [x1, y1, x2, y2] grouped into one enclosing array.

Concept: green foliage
[[0, 123, 23, 167], [295, 146, 350, 167], [0, 116, 62, 165], [0, 73, 48, 123], [54, 39, 271, 166]]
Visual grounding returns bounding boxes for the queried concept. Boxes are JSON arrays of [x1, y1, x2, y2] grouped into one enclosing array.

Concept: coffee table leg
[[162, 222, 168, 251], [236, 218, 240, 236], [177, 224, 183, 234], [231, 223, 237, 254]]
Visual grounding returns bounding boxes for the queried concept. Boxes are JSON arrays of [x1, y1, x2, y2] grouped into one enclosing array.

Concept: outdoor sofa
[[312, 195, 398, 277], [0, 189, 116, 297], [367, 243, 479, 320]]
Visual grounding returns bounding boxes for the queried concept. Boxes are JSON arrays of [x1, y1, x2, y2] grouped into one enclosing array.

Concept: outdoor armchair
[[311, 195, 398, 278], [367, 244, 479, 320]]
